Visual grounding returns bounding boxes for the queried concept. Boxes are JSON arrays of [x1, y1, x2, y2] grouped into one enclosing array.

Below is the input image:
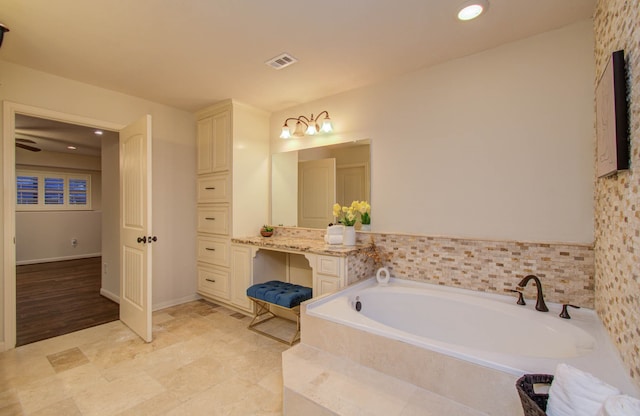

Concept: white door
[[119, 115, 153, 342], [298, 158, 336, 229], [336, 165, 369, 206]]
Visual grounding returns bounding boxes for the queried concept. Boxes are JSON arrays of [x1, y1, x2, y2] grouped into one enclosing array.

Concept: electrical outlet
[[103, 263, 108, 275], [71, 238, 78, 247]]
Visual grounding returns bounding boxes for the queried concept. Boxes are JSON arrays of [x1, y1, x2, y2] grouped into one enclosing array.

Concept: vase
[[343, 225, 356, 246], [360, 224, 371, 231]]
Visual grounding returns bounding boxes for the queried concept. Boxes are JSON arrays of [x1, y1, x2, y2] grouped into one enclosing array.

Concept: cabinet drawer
[[197, 206, 230, 235], [197, 264, 230, 299], [197, 236, 230, 266], [317, 255, 341, 277], [197, 174, 230, 203]]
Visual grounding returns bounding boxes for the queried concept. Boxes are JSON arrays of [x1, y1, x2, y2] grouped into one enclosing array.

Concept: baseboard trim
[[100, 288, 120, 304], [98, 290, 200, 311], [17, 253, 102, 266], [153, 293, 201, 311]]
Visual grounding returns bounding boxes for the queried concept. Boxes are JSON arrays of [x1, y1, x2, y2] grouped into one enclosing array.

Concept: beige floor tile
[[0, 388, 23, 415], [72, 372, 165, 416], [46, 347, 89, 373], [29, 398, 82, 416], [16, 374, 70, 415], [114, 392, 182, 416], [1, 300, 290, 416]]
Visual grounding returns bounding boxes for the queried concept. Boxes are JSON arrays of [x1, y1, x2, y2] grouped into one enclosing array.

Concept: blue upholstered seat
[[247, 280, 312, 308]]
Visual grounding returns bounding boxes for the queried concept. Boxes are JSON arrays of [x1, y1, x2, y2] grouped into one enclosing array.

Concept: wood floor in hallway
[[16, 257, 119, 346]]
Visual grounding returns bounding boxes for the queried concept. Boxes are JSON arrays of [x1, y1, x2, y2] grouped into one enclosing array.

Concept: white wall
[[16, 211, 101, 264], [270, 20, 595, 244], [15, 151, 102, 264], [101, 135, 119, 300], [0, 60, 198, 346]]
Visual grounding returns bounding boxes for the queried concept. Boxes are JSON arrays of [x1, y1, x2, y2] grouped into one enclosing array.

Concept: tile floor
[[0, 300, 292, 415]]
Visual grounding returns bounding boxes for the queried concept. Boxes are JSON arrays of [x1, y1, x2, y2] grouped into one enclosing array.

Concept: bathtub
[[304, 277, 639, 397]]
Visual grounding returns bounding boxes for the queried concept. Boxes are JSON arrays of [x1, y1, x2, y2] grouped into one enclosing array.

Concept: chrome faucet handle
[[560, 304, 580, 319], [508, 289, 526, 306]]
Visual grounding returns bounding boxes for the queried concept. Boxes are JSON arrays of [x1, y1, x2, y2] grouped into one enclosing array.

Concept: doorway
[[3, 102, 124, 349], [13, 114, 119, 345]]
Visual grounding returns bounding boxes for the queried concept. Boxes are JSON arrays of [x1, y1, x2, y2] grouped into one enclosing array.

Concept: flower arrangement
[[333, 200, 371, 227], [332, 202, 358, 226], [355, 200, 371, 225]]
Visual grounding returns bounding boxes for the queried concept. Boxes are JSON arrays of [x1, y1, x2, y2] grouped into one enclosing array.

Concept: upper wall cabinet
[[197, 109, 231, 174]]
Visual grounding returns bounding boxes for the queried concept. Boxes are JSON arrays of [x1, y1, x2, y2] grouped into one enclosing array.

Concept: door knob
[[137, 236, 147, 244], [148, 236, 158, 243]]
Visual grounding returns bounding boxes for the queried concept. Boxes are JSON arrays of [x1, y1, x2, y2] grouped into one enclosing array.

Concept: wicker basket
[[516, 374, 554, 416]]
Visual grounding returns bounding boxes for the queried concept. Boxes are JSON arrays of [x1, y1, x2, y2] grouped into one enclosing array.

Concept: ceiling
[[15, 114, 115, 157], [0, 1, 594, 113]]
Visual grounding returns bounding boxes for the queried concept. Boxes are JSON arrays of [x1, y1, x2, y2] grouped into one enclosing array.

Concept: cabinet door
[[315, 274, 341, 297], [211, 110, 231, 172], [196, 110, 231, 175], [231, 245, 253, 312], [197, 117, 214, 174]]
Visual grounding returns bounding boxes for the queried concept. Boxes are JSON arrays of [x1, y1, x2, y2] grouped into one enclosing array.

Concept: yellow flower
[[332, 203, 341, 217], [332, 200, 371, 227]]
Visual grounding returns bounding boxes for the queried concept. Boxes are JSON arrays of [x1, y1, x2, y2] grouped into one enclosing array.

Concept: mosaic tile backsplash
[[594, 0, 640, 387], [274, 226, 595, 307]]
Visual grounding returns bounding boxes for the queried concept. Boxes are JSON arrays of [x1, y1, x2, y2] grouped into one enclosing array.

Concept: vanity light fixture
[[457, 0, 489, 21], [280, 111, 333, 139]]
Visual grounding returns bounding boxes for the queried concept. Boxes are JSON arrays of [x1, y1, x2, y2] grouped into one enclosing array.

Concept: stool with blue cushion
[[246, 280, 313, 345]]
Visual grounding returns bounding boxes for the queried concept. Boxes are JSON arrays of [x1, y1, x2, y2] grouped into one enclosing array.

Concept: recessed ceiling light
[[457, 0, 489, 21], [94, 130, 103, 135], [67, 146, 77, 150]]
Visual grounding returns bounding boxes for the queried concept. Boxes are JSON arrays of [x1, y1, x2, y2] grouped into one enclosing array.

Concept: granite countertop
[[231, 236, 367, 256]]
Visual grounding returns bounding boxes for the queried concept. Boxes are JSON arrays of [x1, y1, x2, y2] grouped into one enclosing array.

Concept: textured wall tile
[[594, 0, 639, 387]]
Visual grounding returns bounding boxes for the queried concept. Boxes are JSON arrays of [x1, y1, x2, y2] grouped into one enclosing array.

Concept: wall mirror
[[271, 139, 370, 229]]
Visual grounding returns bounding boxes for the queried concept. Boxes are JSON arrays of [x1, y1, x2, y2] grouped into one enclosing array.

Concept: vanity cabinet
[[230, 238, 364, 301], [314, 255, 344, 296], [195, 100, 270, 313]]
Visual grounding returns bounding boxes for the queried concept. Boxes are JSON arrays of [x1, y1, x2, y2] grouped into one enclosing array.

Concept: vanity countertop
[[231, 236, 367, 257]]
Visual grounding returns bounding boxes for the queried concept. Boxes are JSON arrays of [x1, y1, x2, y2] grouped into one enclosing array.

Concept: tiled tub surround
[[272, 227, 595, 307], [284, 278, 638, 416], [594, 0, 640, 386]]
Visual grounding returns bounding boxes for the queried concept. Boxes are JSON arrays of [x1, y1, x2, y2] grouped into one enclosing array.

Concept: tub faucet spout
[[517, 275, 548, 312]]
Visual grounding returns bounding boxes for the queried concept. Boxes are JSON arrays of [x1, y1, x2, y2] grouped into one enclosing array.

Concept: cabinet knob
[[205, 247, 216, 251], [205, 217, 216, 221], [206, 278, 216, 283], [205, 187, 216, 190]]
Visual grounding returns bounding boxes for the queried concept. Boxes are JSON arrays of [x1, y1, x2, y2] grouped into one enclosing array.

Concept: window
[[16, 170, 91, 211]]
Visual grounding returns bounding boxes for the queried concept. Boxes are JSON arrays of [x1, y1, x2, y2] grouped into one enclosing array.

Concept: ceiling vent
[[265, 53, 298, 70]]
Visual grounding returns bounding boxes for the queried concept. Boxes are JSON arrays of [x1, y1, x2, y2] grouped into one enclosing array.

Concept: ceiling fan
[[15, 138, 42, 152]]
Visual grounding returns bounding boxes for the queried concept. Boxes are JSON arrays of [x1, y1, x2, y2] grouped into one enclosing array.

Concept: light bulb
[[293, 121, 306, 136], [320, 117, 333, 133], [457, 1, 488, 21], [280, 125, 291, 139], [305, 123, 318, 135]]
